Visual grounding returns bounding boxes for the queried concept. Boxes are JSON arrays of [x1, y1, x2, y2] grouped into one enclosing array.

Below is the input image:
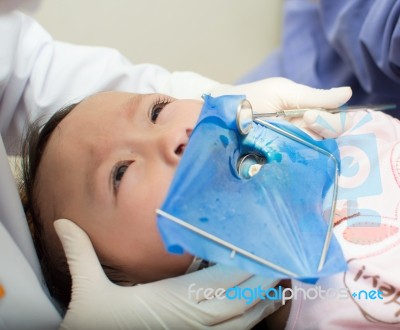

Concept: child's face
[[38, 91, 202, 284]]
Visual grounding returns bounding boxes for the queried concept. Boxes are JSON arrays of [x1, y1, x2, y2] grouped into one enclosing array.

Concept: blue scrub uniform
[[240, 0, 400, 118]]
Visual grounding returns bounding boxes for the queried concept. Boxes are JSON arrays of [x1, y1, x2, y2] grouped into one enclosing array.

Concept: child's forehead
[[60, 92, 142, 129], [77, 91, 141, 112]]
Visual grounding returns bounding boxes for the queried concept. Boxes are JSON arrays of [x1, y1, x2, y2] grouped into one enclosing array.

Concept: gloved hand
[[210, 77, 352, 113], [54, 219, 281, 330], [211, 77, 352, 138]]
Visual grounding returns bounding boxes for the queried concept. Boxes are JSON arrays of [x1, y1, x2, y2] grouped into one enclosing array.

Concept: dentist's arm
[[55, 219, 280, 330], [1, 11, 219, 153]]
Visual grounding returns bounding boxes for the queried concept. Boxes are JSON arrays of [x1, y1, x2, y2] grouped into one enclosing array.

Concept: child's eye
[[149, 96, 175, 123], [150, 103, 167, 123], [112, 162, 131, 192]]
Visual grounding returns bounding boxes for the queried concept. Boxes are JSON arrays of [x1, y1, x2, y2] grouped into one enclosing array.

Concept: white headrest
[[0, 137, 61, 328]]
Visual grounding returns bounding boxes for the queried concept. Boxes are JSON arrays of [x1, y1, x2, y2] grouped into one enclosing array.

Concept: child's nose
[[156, 128, 191, 165]]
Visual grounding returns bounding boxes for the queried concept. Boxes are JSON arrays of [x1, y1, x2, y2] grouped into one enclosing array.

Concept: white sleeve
[[0, 11, 220, 154]]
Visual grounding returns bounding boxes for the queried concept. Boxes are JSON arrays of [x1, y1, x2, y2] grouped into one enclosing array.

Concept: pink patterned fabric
[[286, 110, 400, 329]]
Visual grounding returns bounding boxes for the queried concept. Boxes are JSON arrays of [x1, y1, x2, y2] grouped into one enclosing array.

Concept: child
[[21, 92, 203, 309], [21, 90, 400, 328]]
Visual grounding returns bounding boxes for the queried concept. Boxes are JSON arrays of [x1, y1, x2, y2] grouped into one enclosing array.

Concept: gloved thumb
[[54, 219, 109, 284], [303, 110, 355, 139], [285, 83, 352, 110]]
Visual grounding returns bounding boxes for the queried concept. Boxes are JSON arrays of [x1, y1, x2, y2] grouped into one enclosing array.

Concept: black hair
[[20, 103, 79, 312], [20, 100, 142, 312]]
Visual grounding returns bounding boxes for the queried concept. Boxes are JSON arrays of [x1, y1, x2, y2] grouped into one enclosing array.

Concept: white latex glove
[[211, 77, 352, 113], [303, 110, 357, 139], [54, 219, 281, 330], [211, 77, 352, 138]]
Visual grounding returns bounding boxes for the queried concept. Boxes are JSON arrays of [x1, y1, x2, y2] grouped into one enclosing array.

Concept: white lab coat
[[0, 10, 219, 329]]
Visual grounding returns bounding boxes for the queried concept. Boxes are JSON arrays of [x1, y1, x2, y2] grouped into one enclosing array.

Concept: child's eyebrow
[[121, 94, 143, 117]]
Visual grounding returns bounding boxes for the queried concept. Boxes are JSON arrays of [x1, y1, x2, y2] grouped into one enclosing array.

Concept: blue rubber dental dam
[[157, 94, 346, 281]]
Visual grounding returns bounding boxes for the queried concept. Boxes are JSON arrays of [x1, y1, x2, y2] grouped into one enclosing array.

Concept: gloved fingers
[[303, 110, 355, 139], [280, 82, 352, 110], [175, 264, 252, 301], [54, 219, 109, 284], [288, 117, 323, 140], [209, 78, 352, 114], [191, 275, 278, 325]]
